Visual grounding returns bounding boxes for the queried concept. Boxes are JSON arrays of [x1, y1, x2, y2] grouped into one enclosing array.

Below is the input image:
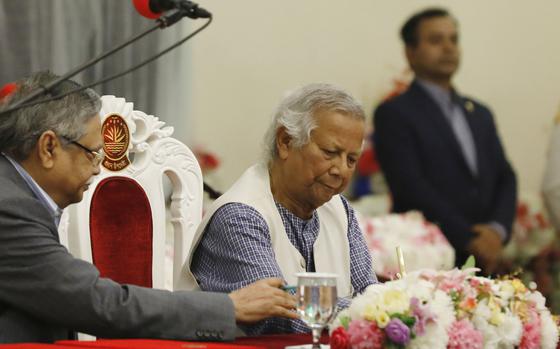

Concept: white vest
[[180, 163, 353, 297]]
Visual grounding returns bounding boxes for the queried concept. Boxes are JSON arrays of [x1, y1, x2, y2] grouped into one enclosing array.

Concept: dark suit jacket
[[0, 155, 236, 343], [374, 80, 517, 265]]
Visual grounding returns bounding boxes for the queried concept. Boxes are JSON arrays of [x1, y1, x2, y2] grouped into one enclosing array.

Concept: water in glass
[[296, 272, 338, 348]]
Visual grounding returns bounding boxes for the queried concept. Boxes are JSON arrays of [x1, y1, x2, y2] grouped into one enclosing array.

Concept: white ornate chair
[[59, 95, 203, 292]]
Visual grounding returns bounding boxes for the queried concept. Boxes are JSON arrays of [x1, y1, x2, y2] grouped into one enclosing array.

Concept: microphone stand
[[6, 10, 188, 111], [203, 182, 222, 200], [3, 3, 220, 199]]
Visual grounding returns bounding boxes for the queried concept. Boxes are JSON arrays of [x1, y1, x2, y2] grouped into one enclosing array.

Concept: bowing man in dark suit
[[374, 8, 517, 274], [0, 71, 297, 343]]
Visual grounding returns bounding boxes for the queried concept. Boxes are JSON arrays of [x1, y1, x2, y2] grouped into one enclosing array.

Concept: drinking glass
[[295, 272, 338, 349]]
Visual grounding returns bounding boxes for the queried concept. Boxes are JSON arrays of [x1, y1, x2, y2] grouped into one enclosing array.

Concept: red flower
[[200, 153, 220, 170], [517, 202, 528, 217], [357, 147, 380, 176], [193, 147, 220, 172], [535, 213, 548, 229], [330, 326, 350, 349], [0, 82, 17, 100]]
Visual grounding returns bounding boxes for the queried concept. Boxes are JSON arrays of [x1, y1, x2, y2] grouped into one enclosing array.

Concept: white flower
[[478, 325, 500, 349], [431, 290, 455, 328], [408, 322, 449, 349], [473, 300, 491, 320], [490, 282, 502, 297], [347, 291, 378, 320], [405, 279, 435, 301], [540, 310, 559, 349], [380, 289, 410, 314], [527, 291, 547, 310], [497, 282, 515, 303], [495, 314, 522, 348], [363, 282, 391, 296], [472, 302, 500, 349], [471, 299, 522, 349]]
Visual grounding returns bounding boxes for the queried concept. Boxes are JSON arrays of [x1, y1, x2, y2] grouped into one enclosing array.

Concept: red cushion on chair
[[90, 177, 153, 288]]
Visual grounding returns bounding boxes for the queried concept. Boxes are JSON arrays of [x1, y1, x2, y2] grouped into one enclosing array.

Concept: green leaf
[[384, 342, 403, 349], [389, 313, 416, 327], [401, 316, 416, 328], [461, 255, 476, 270], [339, 316, 350, 329]]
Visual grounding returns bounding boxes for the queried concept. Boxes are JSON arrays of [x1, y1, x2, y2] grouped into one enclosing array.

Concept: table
[[0, 334, 330, 349]]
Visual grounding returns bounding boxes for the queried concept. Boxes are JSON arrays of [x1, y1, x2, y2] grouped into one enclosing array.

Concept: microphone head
[[132, 0, 161, 19], [192, 6, 211, 19]]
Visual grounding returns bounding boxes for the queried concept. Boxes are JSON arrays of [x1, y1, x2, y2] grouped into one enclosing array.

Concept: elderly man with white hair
[[184, 83, 378, 334]]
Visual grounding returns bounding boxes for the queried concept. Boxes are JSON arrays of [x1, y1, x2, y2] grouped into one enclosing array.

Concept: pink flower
[[411, 297, 436, 335], [469, 278, 491, 294], [330, 326, 350, 349], [420, 269, 477, 295], [437, 271, 467, 293], [447, 319, 483, 349], [347, 319, 385, 349], [364, 221, 375, 236], [417, 223, 447, 244], [520, 309, 542, 349]]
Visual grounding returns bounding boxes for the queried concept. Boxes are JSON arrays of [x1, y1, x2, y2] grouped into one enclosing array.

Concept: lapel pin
[[464, 100, 475, 113]]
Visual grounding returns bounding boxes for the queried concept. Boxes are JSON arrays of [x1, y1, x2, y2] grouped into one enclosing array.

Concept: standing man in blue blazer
[[374, 8, 517, 274]]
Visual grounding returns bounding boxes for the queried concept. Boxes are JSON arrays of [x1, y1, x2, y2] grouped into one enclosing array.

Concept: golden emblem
[[464, 100, 475, 113], [101, 114, 130, 171]]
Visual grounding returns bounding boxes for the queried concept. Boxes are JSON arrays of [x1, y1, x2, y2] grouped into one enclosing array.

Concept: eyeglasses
[[60, 135, 104, 166]]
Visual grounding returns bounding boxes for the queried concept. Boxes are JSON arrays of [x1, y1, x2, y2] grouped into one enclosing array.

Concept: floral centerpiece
[[358, 211, 455, 279], [330, 267, 559, 349], [503, 199, 555, 269], [501, 197, 560, 314]]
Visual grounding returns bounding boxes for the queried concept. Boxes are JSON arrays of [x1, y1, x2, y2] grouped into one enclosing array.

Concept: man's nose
[[443, 39, 457, 52], [92, 162, 101, 176], [329, 156, 353, 178]]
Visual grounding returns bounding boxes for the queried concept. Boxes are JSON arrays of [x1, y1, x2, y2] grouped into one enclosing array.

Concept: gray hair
[[264, 83, 365, 162], [0, 71, 101, 160]]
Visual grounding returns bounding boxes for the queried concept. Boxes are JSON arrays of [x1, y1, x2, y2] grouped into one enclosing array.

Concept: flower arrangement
[[358, 211, 455, 279], [501, 197, 560, 313], [330, 267, 559, 349], [503, 199, 555, 268]]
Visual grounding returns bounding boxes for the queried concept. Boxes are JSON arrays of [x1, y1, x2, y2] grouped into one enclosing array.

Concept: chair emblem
[[102, 114, 131, 171]]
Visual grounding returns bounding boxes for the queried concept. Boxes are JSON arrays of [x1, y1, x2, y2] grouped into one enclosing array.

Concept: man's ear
[[36, 131, 59, 169], [275, 127, 292, 160], [405, 46, 415, 68]]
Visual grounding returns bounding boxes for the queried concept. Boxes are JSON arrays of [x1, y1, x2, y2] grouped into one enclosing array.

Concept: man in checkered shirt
[[188, 83, 378, 334]]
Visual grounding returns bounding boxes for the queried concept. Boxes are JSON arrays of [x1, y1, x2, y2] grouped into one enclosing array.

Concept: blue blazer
[[374, 81, 517, 265]]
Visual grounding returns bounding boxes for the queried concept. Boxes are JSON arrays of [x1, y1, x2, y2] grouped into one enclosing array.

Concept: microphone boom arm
[[1, 8, 209, 115]]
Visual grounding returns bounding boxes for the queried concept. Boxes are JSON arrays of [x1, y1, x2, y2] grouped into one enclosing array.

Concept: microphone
[[133, 0, 211, 20], [0, 1, 213, 116]]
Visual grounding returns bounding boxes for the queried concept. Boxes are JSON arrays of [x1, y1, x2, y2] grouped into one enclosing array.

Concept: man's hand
[[228, 278, 298, 324], [467, 224, 503, 275]]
